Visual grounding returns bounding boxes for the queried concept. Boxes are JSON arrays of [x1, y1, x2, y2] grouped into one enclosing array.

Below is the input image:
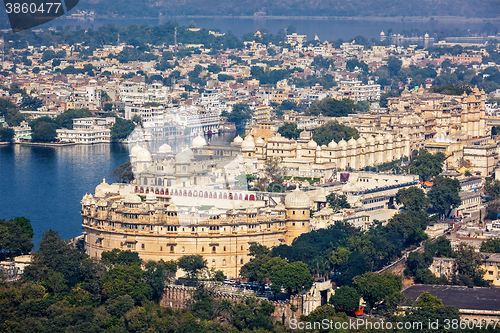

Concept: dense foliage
[[406, 149, 446, 181], [305, 98, 357, 118], [0, 217, 34, 259], [312, 121, 359, 146]]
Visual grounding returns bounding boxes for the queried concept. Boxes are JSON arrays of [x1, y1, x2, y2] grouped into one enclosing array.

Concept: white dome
[[375, 134, 384, 143], [348, 138, 357, 146], [192, 135, 207, 148], [328, 140, 338, 149], [255, 137, 265, 146], [146, 192, 157, 202], [307, 139, 317, 149], [338, 139, 347, 148], [384, 133, 393, 141], [158, 143, 172, 154], [357, 137, 366, 145], [233, 135, 243, 144], [241, 136, 255, 152], [130, 144, 143, 157], [285, 188, 310, 209], [175, 149, 192, 163], [137, 149, 152, 161], [95, 178, 112, 196], [124, 193, 142, 203], [367, 136, 375, 144]]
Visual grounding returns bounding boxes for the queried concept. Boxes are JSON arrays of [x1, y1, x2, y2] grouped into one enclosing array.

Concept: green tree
[[111, 118, 135, 141], [387, 56, 402, 76], [277, 122, 301, 139], [427, 176, 461, 217], [0, 217, 34, 259], [144, 260, 177, 302], [110, 162, 134, 183], [277, 261, 314, 295], [101, 249, 142, 266], [306, 98, 357, 117], [31, 121, 57, 142], [407, 149, 446, 181], [416, 292, 444, 308], [312, 120, 359, 146], [326, 193, 351, 212], [23, 229, 88, 293], [101, 264, 152, 303], [329, 285, 361, 312], [395, 186, 430, 211], [353, 271, 403, 315], [177, 254, 207, 281], [453, 243, 487, 286], [55, 108, 93, 129], [481, 238, 500, 253], [0, 127, 15, 142]]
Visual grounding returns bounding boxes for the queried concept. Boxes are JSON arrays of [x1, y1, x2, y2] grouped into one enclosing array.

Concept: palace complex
[[82, 181, 310, 278]]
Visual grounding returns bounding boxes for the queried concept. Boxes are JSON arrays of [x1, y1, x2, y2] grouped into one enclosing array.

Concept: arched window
[[212, 259, 216, 266], [219, 193, 222, 199], [209, 192, 213, 198], [160, 189, 164, 195], [201, 246, 204, 252], [146, 188, 149, 194], [204, 191, 208, 198], [239, 194, 243, 200], [229, 193, 233, 199], [249, 194, 255, 201], [170, 246, 174, 253], [174, 189, 178, 195], [223, 193, 227, 199], [240, 259, 243, 264], [244, 194, 248, 200], [134, 186, 138, 193], [183, 190, 187, 196], [240, 245, 243, 250], [140, 187, 144, 193], [223, 259, 226, 266], [223, 246, 226, 251], [194, 191, 198, 197], [155, 188, 159, 194], [212, 246, 216, 253], [165, 188, 169, 195], [188, 190, 192, 197]]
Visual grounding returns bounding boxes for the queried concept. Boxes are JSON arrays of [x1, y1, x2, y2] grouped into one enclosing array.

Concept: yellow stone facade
[[82, 186, 310, 278]]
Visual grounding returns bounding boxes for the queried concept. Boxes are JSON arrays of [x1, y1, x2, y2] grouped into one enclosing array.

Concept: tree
[[144, 260, 177, 302], [20, 96, 42, 110], [263, 157, 284, 188], [0, 217, 34, 259], [387, 57, 402, 76], [23, 229, 88, 293], [277, 261, 314, 295], [305, 98, 357, 117], [353, 271, 403, 315], [481, 238, 500, 253], [111, 118, 135, 141], [416, 292, 443, 308], [0, 127, 15, 142], [326, 193, 351, 212], [101, 249, 142, 266], [101, 264, 152, 303], [177, 254, 207, 281], [110, 162, 134, 183], [427, 176, 461, 217], [407, 149, 446, 181], [395, 186, 430, 211], [277, 122, 301, 139], [31, 121, 57, 142], [312, 121, 359, 146], [329, 285, 361, 312], [453, 243, 487, 286]]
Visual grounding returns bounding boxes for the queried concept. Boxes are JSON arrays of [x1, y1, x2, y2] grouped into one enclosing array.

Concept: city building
[[56, 117, 115, 144]]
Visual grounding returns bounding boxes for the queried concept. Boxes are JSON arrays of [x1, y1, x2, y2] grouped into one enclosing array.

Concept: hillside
[[79, 0, 500, 18]]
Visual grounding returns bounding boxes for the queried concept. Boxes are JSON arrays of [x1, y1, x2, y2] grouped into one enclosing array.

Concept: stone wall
[[160, 285, 304, 326]]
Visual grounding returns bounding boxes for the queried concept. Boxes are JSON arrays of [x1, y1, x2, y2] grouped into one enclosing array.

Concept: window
[[241, 245, 243, 250], [202, 247, 204, 252], [223, 259, 226, 266], [212, 259, 216, 266], [240, 259, 243, 264], [212, 246, 216, 253], [141, 244, 145, 249], [223, 246, 226, 251]]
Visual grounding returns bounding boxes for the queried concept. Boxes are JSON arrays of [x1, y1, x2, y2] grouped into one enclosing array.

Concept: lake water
[[1, 14, 492, 41], [0, 143, 130, 245], [0, 133, 235, 245]]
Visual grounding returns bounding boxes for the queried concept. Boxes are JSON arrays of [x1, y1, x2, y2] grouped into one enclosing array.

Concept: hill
[[79, 0, 500, 18]]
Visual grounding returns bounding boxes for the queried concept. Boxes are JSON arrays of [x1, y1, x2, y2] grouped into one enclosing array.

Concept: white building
[[57, 117, 115, 144], [338, 79, 381, 102]]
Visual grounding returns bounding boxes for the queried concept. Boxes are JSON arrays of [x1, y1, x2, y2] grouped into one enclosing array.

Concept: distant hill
[[79, 0, 500, 18]]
